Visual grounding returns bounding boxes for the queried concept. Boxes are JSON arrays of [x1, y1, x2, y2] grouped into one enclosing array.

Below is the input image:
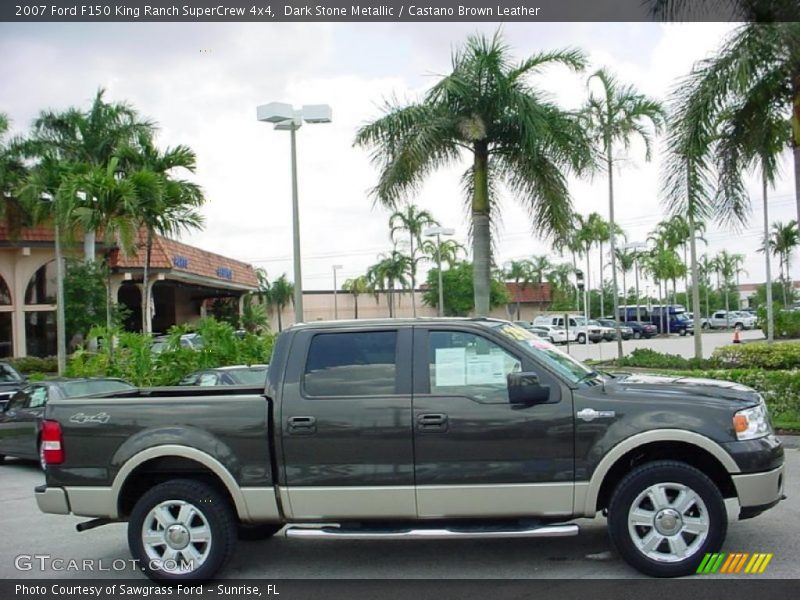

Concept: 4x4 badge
[[69, 412, 110, 424], [577, 408, 615, 422]]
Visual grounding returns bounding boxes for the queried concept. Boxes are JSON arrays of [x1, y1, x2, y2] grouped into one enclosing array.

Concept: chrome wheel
[[628, 482, 709, 563], [141, 500, 212, 574]]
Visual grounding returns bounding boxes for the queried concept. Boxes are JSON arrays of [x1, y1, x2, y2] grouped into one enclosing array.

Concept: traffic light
[[575, 269, 584, 291]]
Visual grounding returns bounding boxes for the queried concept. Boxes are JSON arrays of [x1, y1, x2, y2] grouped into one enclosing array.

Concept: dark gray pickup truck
[[35, 319, 785, 581]]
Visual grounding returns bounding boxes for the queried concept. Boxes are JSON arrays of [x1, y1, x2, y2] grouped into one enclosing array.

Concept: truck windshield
[[486, 322, 594, 384]]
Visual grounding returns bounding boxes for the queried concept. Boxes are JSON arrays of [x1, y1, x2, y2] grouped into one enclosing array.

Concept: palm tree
[[342, 275, 369, 319], [366, 251, 411, 317], [582, 68, 664, 354], [25, 89, 153, 260], [354, 32, 593, 316], [715, 83, 790, 343], [389, 204, 438, 317], [648, 5, 800, 221], [504, 259, 535, 320], [716, 250, 745, 319], [267, 274, 294, 332], [614, 247, 636, 310], [764, 221, 800, 307], [117, 133, 205, 333], [421, 238, 464, 269], [0, 114, 30, 234], [547, 263, 576, 307]]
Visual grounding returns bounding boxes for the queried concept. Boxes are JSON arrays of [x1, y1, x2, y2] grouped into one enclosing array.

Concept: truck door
[[411, 325, 575, 518], [279, 326, 416, 520]]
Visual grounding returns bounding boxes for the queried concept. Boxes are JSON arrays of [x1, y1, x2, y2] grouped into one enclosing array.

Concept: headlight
[[733, 403, 771, 440]]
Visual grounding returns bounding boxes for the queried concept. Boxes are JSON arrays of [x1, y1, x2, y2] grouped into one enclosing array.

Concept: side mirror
[[508, 372, 550, 405]]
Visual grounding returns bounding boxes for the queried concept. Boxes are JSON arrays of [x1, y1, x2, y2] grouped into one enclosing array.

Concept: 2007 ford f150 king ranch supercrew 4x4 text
[[34, 319, 785, 581]]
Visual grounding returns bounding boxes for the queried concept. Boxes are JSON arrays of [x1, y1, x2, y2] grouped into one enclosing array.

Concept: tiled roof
[[738, 281, 800, 292], [505, 282, 552, 303], [109, 230, 258, 288], [0, 225, 257, 289]]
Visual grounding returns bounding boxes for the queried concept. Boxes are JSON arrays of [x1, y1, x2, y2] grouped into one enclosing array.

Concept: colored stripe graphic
[[697, 552, 772, 575]]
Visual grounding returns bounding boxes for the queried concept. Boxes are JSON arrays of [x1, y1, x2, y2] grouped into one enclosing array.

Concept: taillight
[[41, 420, 64, 465]]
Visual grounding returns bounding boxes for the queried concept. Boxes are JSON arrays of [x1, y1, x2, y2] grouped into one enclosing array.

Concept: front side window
[[304, 331, 397, 397], [428, 331, 521, 404]]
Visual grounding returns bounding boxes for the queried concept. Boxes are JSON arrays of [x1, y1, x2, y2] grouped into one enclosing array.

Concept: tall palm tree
[[504, 259, 535, 320], [764, 221, 800, 306], [547, 263, 576, 307], [582, 68, 664, 355], [25, 89, 153, 260], [366, 251, 411, 318], [0, 114, 30, 235], [342, 275, 369, 319], [117, 133, 205, 332], [529, 255, 552, 284], [716, 250, 745, 319], [389, 204, 438, 317], [267, 274, 293, 332], [715, 82, 789, 343], [421, 238, 465, 269], [614, 247, 636, 308], [355, 32, 593, 316], [648, 5, 800, 220]]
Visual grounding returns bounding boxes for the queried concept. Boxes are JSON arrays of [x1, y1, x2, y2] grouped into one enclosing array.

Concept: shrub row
[[65, 318, 275, 387], [613, 342, 800, 371], [5, 355, 58, 375], [639, 368, 800, 425]]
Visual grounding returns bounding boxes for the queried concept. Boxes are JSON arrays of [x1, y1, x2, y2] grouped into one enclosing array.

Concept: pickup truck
[[701, 311, 758, 330], [35, 318, 785, 581]]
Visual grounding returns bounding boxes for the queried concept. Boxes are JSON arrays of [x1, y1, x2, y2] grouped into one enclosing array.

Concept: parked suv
[[596, 319, 634, 341]]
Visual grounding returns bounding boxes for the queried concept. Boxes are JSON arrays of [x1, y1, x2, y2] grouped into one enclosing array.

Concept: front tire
[[633, 331, 641, 340], [607, 461, 726, 578], [577, 333, 586, 344], [128, 479, 237, 582]]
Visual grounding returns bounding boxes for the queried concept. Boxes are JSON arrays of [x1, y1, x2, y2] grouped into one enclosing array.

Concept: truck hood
[[608, 373, 760, 404]]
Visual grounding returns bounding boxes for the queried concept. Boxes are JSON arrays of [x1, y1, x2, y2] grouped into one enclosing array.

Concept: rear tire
[[128, 479, 237, 582], [679, 329, 687, 336], [633, 331, 641, 340], [607, 460, 726, 578]]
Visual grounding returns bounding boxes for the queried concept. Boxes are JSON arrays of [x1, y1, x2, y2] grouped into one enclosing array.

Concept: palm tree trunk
[[763, 168, 774, 343], [792, 73, 800, 223], [354, 294, 359, 319], [142, 228, 153, 334], [606, 150, 622, 358], [572, 251, 579, 309], [688, 210, 703, 360], [277, 306, 283, 332], [409, 233, 416, 318], [683, 244, 690, 312], [598, 241, 605, 318], [472, 142, 491, 316], [585, 252, 591, 319], [634, 259, 641, 322]]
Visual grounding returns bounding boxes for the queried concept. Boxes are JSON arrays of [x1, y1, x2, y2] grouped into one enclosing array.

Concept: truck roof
[[287, 317, 508, 330]]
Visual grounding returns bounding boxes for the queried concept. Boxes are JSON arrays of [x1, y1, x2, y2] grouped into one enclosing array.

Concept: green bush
[[6, 356, 58, 374], [759, 308, 800, 339], [711, 341, 800, 370], [66, 318, 276, 387], [613, 348, 711, 371]]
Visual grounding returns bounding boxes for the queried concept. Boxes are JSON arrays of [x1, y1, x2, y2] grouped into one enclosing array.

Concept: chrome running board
[[284, 523, 579, 540]]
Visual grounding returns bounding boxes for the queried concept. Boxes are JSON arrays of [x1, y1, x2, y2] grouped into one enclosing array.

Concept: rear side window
[[304, 331, 398, 397]]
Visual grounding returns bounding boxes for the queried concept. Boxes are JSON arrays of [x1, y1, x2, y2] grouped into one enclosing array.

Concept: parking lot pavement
[[1, 445, 797, 580], [564, 329, 763, 362]]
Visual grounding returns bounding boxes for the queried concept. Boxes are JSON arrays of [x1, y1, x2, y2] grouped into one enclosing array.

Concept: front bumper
[[732, 464, 785, 518], [35, 484, 70, 515]]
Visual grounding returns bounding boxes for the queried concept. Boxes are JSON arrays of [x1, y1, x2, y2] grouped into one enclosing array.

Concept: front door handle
[[417, 413, 448, 432], [287, 416, 317, 435]]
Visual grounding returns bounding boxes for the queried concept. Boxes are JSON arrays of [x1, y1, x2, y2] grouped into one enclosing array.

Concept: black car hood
[[607, 373, 759, 404]]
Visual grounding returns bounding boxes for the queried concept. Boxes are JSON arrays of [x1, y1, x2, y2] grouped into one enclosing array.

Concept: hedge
[[711, 341, 800, 370], [5, 356, 58, 375]]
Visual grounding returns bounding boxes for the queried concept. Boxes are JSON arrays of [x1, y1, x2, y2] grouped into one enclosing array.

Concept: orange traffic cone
[[733, 329, 741, 344]]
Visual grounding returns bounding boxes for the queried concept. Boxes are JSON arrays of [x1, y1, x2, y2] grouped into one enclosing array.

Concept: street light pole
[[257, 102, 332, 326], [288, 124, 303, 323], [332, 264, 343, 319], [424, 226, 454, 317]]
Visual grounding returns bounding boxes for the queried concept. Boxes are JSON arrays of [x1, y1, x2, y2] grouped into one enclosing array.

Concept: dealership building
[[0, 225, 258, 358]]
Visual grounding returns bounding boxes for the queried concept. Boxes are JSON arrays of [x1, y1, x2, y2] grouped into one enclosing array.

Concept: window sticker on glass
[[435, 347, 467, 386], [465, 352, 507, 385]]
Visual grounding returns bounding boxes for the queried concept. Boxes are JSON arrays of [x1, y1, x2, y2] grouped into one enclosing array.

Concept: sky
[[1, 20, 797, 292]]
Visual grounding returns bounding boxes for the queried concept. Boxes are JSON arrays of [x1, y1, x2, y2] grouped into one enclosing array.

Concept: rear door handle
[[287, 416, 316, 435], [417, 413, 448, 432]]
